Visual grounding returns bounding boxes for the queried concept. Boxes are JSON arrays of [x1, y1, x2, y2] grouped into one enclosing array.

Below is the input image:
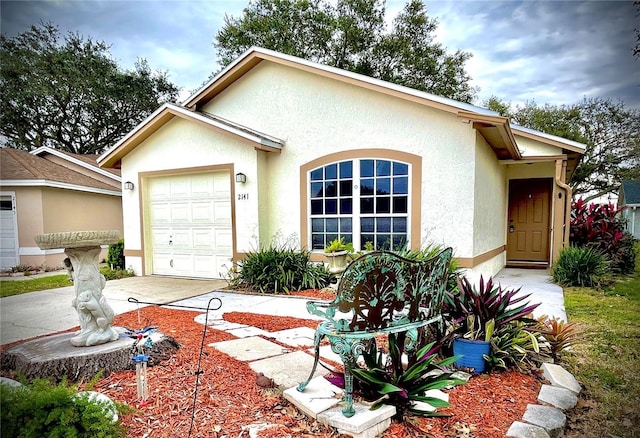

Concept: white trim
[[30, 146, 122, 182], [0, 179, 121, 196]]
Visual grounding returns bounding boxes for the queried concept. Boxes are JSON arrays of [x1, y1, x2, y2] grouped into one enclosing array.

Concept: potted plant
[[444, 275, 539, 373], [324, 237, 354, 275]]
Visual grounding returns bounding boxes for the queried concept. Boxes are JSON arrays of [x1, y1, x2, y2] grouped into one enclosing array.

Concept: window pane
[[361, 234, 375, 248], [342, 234, 353, 244], [393, 217, 407, 232], [310, 168, 323, 181], [360, 178, 374, 195], [312, 234, 325, 249], [360, 197, 374, 213], [376, 197, 390, 213], [326, 233, 338, 244], [361, 217, 374, 232], [361, 159, 374, 177], [340, 198, 352, 214], [326, 218, 338, 232], [393, 196, 408, 213], [377, 178, 390, 195], [311, 200, 323, 215], [393, 162, 408, 175], [393, 177, 408, 194], [325, 181, 337, 197], [0, 200, 12, 210], [312, 218, 324, 232], [340, 217, 352, 232], [311, 182, 323, 198], [378, 234, 391, 250], [376, 160, 391, 176], [340, 161, 353, 178], [340, 180, 352, 197], [325, 163, 337, 179], [377, 217, 391, 232], [392, 235, 406, 250], [325, 199, 337, 214]]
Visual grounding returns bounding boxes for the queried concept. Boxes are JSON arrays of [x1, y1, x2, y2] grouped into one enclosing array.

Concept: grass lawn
[[0, 275, 72, 298], [563, 271, 640, 437]]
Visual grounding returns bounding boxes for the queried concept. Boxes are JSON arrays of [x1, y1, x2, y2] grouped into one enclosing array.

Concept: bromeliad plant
[[534, 314, 580, 363], [349, 334, 466, 420]]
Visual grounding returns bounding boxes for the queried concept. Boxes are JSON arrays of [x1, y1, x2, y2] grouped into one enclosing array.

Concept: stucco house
[[0, 146, 123, 270], [98, 47, 585, 280], [619, 180, 640, 239]]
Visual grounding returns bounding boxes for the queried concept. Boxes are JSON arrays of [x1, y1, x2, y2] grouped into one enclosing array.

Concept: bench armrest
[[306, 299, 337, 321]]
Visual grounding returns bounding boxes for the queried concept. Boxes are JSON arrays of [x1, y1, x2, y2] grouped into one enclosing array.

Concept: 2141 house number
[[237, 193, 249, 200]]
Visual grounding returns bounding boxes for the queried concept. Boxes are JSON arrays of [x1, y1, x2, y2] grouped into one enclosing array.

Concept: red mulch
[[1, 288, 542, 437]]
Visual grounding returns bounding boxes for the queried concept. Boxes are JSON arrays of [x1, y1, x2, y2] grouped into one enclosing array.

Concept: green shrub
[[552, 245, 610, 287], [0, 378, 129, 438], [100, 265, 135, 280], [228, 245, 333, 293], [571, 199, 636, 274], [106, 239, 125, 270]]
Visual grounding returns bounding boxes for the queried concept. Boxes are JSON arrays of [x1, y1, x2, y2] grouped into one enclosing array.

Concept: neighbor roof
[[1, 148, 121, 195], [31, 146, 121, 180], [620, 180, 640, 205]]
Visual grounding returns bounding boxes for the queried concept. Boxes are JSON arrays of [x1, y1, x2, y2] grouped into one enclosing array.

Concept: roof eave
[[458, 111, 522, 160]]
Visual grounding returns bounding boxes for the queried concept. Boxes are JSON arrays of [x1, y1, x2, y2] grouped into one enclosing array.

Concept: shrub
[[106, 239, 125, 270], [552, 245, 610, 287], [228, 245, 333, 293], [0, 377, 129, 438], [100, 265, 135, 280], [571, 199, 636, 274]]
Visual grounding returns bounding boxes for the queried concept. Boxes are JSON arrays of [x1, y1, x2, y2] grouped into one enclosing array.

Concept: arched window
[[309, 158, 410, 251]]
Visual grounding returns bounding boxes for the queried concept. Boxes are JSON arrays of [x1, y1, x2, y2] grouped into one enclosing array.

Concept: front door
[[507, 179, 552, 264]]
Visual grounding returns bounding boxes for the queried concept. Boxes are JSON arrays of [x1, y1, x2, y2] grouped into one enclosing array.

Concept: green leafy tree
[[215, 0, 476, 102], [0, 22, 179, 154], [486, 97, 640, 201]]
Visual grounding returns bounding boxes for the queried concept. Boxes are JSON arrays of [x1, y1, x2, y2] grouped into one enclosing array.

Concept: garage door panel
[[149, 172, 232, 279], [214, 201, 231, 221]]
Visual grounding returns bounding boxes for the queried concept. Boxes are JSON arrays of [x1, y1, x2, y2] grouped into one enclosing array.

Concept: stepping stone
[[269, 327, 316, 347], [522, 404, 566, 438], [249, 350, 329, 388], [541, 363, 581, 394], [318, 402, 396, 438], [506, 421, 551, 438], [209, 336, 288, 361], [194, 314, 246, 330], [538, 384, 578, 410], [283, 376, 343, 418], [225, 326, 270, 338]]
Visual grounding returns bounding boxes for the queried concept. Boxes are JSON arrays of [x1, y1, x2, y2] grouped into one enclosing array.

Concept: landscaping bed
[[55, 300, 540, 437]]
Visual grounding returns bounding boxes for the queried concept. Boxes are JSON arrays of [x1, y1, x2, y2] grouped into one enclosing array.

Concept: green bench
[[297, 248, 453, 417]]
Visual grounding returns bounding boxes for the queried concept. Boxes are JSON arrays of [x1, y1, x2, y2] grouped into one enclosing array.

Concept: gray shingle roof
[[620, 180, 640, 205]]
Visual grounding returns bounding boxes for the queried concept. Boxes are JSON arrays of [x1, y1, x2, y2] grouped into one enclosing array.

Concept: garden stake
[[131, 328, 155, 407], [127, 296, 223, 437]]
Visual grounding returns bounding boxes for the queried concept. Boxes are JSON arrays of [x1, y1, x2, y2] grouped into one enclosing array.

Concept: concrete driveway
[[0, 276, 226, 345]]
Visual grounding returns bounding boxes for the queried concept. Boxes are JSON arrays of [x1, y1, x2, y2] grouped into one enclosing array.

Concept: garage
[[147, 172, 232, 279], [0, 193, 19, 270]]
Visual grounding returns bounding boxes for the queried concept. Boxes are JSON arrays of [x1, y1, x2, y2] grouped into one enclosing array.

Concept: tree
[[486, 97, 640, 202], [0, 23, 179, 154], [214, 0, 476, 102]]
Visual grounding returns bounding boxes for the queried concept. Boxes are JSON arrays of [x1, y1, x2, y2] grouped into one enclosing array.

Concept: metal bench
[[297, 248, 453, 417]]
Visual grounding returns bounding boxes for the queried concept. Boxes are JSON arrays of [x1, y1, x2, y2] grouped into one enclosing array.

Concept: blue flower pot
[[453, 338, 491, 373]]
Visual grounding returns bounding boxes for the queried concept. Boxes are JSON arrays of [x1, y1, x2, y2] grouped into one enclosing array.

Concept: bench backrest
[[330, 248, 453, 332]]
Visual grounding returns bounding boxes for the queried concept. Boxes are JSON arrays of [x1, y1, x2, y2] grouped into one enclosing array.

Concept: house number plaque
[[238, 193, 249, 200]]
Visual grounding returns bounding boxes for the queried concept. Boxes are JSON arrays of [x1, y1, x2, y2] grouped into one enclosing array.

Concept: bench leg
[[331, 337, 368, 418], [297, 329, 325, 393]]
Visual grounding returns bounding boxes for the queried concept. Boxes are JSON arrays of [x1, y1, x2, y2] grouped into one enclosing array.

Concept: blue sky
[[1, 0, 638, 108]]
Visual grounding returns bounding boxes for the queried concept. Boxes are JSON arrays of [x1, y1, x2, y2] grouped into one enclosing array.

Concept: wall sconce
[[124, 181, 134, 191], [235, 173, 246, 184]]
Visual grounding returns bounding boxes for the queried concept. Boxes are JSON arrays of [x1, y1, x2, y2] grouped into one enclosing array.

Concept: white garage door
[[148, 172, 232, 279], [0, 194, 19, 270]]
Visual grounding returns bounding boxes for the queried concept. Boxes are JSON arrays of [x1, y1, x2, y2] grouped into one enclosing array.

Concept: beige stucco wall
[[200, 61, 477, 258], [9, 186, 122, 269]]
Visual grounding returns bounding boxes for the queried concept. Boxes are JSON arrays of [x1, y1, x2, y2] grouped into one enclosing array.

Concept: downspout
[[555, 159, 572, 255]]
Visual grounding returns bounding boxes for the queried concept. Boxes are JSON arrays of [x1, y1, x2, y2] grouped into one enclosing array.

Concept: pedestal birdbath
[[35, 230, 121, 347]]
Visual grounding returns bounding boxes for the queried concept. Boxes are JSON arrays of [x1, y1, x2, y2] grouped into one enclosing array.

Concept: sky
[[1, 0, 639, 109]]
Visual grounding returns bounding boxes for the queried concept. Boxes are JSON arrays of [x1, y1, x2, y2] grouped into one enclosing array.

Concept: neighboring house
[[98, 47, 585, 280], [0, 146, 123, 270], [619, 180, 640, 239]]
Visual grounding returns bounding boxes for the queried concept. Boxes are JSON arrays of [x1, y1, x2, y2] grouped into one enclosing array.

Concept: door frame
[[0, 192, 20, 269], [506, 178, 553, 267]]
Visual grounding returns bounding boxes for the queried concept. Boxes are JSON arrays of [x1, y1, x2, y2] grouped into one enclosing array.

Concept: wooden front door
[[507, 179, 552, 264]]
